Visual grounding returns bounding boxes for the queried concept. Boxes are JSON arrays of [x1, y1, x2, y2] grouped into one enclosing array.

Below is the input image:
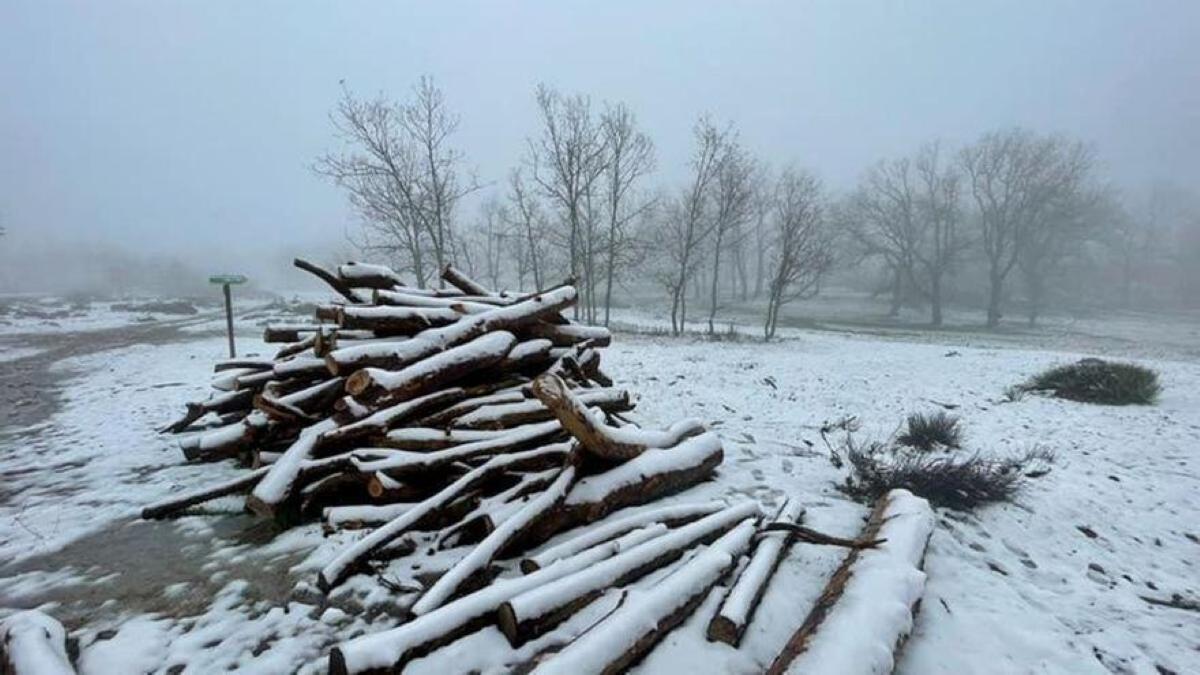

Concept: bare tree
[[844, 156, 921, 318], [599, 102, 655, 326], [316, 79, 476, 286], [706, 137, 757, 333], [764, 168, 835, 339], [527, 85, 608, 319], [913, 142, 968, 326], [1018, 185, 1101, 324], [657, 118, 728, 335], [959, 128, 1093, 327], [504, 168, 551, 290]]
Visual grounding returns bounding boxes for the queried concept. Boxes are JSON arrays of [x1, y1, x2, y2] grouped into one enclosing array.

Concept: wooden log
[[707, 498, 806, 646], [520, 322, 612, 347], [295, 257, 359, 303], [525, 520, 757, 675], [337, 261, 406, 289], [441, 264, 492, 295], [0, 611, 75, 675], [765, 489, 935, 675], [519, 501, 726, 573], [349, 420, 566, 479], [324, 286, 576, 375], [335, 305, 462, 335], [316, 388, 466, 454], [452, 388, 631, 430], [412, 389, 527, 428], [374, 289, 495, 314], [160, 389, 254, 434], [246, 418, 338, 519], [412, 465, 576, 615], [377, 427, 512, 451], [327, 525, 655, 675], [496, 501, 759, 648], [179, 412, 269, 462], [317, 442, 573, 591], [275, 333, 319, 360], [213, 358, 274, 373], [525, 431, 725, 544], [533, 374, 699, 460], [345, 331, 518, 405]]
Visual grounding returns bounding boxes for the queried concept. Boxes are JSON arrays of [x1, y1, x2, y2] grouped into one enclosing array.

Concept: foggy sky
[[2, 0, 1198, 287]]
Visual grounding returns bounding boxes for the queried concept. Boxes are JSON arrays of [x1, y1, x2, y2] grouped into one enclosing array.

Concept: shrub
[[1021, 358, 1160, 405], [897, 411, 963, 451]]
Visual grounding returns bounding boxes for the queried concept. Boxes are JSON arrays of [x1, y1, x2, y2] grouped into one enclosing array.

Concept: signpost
[[209, 274, 248, 358]]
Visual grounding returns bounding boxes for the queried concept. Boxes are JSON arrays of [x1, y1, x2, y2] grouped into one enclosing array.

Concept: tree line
[[317, 77, 1200, 338]]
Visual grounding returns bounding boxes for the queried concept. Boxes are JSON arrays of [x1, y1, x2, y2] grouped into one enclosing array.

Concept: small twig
[[759, 522, 885, 549]]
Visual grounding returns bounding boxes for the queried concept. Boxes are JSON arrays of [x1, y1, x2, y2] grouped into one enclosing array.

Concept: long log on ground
[[520, 501, 727, 573], [324, 286, 576, 375], [527, 519, 758, 675], [523, 430, 725, 545], [141, 466, 270, 519], [453, 387, 632, 431], [765, 489, 935, 675], [0, 611, 75, 675], [317, 389, 466, 453], [295, 257, 359, 303], [412, 465, 576, 615], [707, 498, 806, 646], [337, 261, 406, 289], [335, 306, 462, 335], [213, 358, 274, 373], [328, 527, 658, 675], [351, 420, 566, 479], [345, 331, 518, 405], [496, 501, 759, 647], [533, 374, 700, 460], [318, 442, 573, 591]]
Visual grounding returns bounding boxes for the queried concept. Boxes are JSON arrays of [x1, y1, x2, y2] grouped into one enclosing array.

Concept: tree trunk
[[929, 271, 943, 327], [986, 271, 1004, 328]]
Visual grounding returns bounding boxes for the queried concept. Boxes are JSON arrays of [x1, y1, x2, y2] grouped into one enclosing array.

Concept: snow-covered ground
[[1, 314, 1197, 673]]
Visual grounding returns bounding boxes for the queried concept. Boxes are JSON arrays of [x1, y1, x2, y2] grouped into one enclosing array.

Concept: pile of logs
[[135, 259, 930, 675]]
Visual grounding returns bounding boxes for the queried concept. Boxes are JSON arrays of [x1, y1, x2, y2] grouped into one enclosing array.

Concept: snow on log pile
[[141, 258, 933, 674], [0, 611, 76, 675]]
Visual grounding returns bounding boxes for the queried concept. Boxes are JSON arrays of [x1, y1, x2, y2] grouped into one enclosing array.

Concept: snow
[[530, 519, 757, 675], [2, 314, 1199, 673], [716, 498, 806, 632], [250, 418, 336, 506], [0, 610, 74, 675], [784, 490, 935, 674]]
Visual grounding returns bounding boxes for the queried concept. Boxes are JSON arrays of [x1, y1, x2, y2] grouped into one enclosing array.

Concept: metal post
[[223, 283, 236, 358]]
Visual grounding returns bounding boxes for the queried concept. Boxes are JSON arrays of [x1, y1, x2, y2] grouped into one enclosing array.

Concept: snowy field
[[1, 314, 1198, 674]]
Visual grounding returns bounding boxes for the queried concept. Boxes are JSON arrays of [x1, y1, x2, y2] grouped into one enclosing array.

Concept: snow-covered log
[[318, 443, 573, 590], [453, 387, 632, 430], [350, 420, 565, 478], [345, 331, 518, 405], [245, 418, 338, 519], [412, 465, 577, 615], [378, 427, 511, 450], [0, 611, 75, 675], [708, 498, 806, 646], [179, 412, 269, 462], [526, 519, 758, 675], [327, 526, 659, 675], [160, 388, 254, 434], [337, 261, 406, 289], [441, 264, 493, 296], [533, 374, 701, 460], [294, 257, 359, 303], [335, 305, 463, 335], [519, 500, 727, 573], [373, 289, 495, 314], [497, 501, 760, 647], [766, 489, 935, 675], [521, 322, 612, 347]]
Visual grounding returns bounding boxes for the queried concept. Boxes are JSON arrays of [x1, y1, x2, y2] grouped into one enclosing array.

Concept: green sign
[[209, 274, 248, 285]]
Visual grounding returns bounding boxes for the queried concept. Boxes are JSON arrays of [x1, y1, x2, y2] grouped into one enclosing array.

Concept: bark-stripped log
[[0, 611, 75, 675], [497, 501, 759, 647], [765, 489, 935, 675], [527, 520, 758, 675], [707, 498, 806, 646]]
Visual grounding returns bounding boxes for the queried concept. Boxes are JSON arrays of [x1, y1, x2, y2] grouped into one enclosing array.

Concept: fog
[[2, 0, 1198, 302]]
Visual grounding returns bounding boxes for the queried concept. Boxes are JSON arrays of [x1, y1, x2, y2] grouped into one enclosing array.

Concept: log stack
[[145, 258, 922, 674]]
